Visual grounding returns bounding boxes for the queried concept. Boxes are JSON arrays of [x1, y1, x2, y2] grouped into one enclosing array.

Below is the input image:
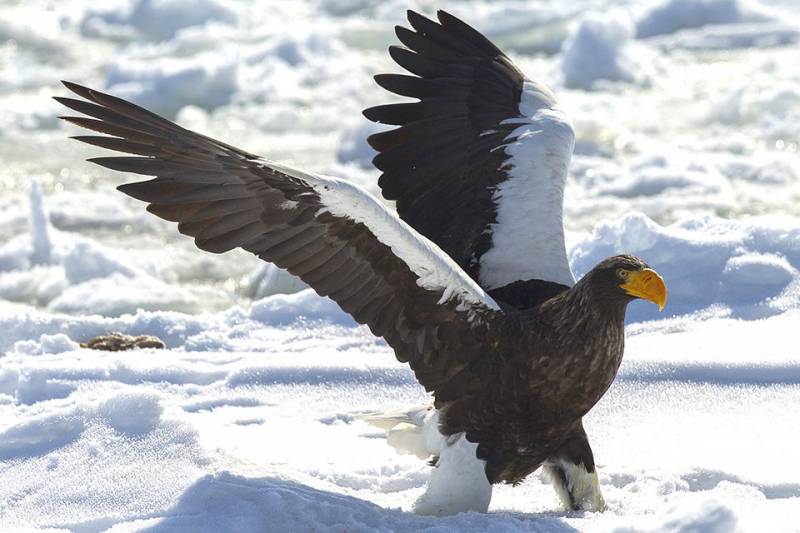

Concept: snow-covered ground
[[1, 0, 799, 531]]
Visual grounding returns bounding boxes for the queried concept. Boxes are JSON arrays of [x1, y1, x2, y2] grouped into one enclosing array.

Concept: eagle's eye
[[616, 268, 629, 280]]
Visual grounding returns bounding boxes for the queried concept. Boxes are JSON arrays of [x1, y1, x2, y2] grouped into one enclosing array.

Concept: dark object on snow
[[56, 9, 666, 515], [80, 332, 166, 351]]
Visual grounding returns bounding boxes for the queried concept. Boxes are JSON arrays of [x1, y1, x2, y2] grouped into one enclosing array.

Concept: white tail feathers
[[358, 408, 421, 431], [387, 423, 429, 460], [357, 405, 440, 460]]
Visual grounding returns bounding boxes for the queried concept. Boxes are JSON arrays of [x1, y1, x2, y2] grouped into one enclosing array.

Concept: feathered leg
[[413, 432, 493, 516], [361, 407, 492, 516], [542, 420, 605, 511]]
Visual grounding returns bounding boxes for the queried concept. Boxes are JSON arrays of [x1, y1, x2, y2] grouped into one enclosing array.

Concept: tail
[[357, 405, 439, 460]]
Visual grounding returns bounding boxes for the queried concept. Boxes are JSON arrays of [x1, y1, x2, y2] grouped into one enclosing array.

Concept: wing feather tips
[[395, 25, 459, 62], [436, 10, 503, 57], [387, 46, 437, 78], [55, 96, 163, 136], [61, 80, 181, 131], [70, 135, 158, 156], [406, 10, 488, 58]]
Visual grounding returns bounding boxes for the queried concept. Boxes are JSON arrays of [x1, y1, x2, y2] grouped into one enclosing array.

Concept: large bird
[[56, 10, 666, 516]]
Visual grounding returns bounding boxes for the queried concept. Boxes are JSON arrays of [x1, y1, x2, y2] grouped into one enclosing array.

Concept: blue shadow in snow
[[140, 472, 580, 533]]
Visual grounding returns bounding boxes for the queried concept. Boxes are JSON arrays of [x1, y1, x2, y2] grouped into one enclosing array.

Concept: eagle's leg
[[413, 432, 493, 516], [542, 421, 606, 512]]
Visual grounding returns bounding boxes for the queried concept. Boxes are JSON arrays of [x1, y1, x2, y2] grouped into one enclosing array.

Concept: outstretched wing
[[365, 10, 576, 298], [56, 81, 500, 394]]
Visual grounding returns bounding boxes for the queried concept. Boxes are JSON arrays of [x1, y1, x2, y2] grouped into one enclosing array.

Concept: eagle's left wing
[[365, 10, 576, 300]]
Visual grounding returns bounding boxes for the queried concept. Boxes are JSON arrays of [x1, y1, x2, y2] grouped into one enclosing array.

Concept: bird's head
[[580, 254, 667, 311]]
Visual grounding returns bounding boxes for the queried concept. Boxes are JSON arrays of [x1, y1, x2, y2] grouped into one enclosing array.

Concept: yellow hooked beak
[[621, 268, 667, 311]]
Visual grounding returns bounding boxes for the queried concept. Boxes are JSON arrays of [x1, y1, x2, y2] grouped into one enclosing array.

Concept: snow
[[634, 0, 775, 38], [2, 0, 799, 530], [105, 52, 240, 118], [562, 12, 649, 90], [650, 22, 800, 51], [81, 0, 237, 42], [244, 263, 309, 300], [28, 181, 53, 266], [1, 298, 798, 530], [336, 120, 385, 169], [13, 333, 79, 356], [570, 213, 800, 322]]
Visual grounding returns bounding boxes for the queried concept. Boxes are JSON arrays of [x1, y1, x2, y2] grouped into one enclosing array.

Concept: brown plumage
[[55, 9, 667, 513]]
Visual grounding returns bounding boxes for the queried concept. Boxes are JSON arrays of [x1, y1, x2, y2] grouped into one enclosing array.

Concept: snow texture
[[81, 0, 237, 41], [562, 12, 648, 90], [635, 0, 774, 38], [571, 212, 800, 322]]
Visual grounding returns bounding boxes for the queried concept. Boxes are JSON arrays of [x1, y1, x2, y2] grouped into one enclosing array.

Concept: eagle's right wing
[[56, 81, 500, 395], [365, 10, 576, 298]]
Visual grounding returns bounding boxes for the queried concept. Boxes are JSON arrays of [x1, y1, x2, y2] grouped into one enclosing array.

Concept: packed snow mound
[[562, 12, 649, 90], [635, 0, 774, 38], [81, 0, 236, 41], [571, 213, 800, 322], [248, 289, 355, 327], [12, 332, 79, 356], [97, 392, 164, 435]]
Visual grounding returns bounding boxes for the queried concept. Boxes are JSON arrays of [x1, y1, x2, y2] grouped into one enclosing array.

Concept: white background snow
[[1, 0, 799, 531]]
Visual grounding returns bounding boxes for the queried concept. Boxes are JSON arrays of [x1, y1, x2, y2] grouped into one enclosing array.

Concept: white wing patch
[[260, 159, 499, 311], [479, 81, 576, 289]]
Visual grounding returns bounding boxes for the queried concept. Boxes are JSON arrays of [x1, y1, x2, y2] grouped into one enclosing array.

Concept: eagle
[[56, 10, 666, 516]]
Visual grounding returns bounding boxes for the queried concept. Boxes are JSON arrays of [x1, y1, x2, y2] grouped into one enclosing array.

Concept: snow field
[[1, 299, 798, 530]]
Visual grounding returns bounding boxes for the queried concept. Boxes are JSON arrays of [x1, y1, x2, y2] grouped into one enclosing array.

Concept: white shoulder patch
[[260, 159, 499, 311], [479, 80, 576, 289]]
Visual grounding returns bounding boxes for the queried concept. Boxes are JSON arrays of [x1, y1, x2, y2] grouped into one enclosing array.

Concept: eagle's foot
[[544, 461, 606, 512]]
